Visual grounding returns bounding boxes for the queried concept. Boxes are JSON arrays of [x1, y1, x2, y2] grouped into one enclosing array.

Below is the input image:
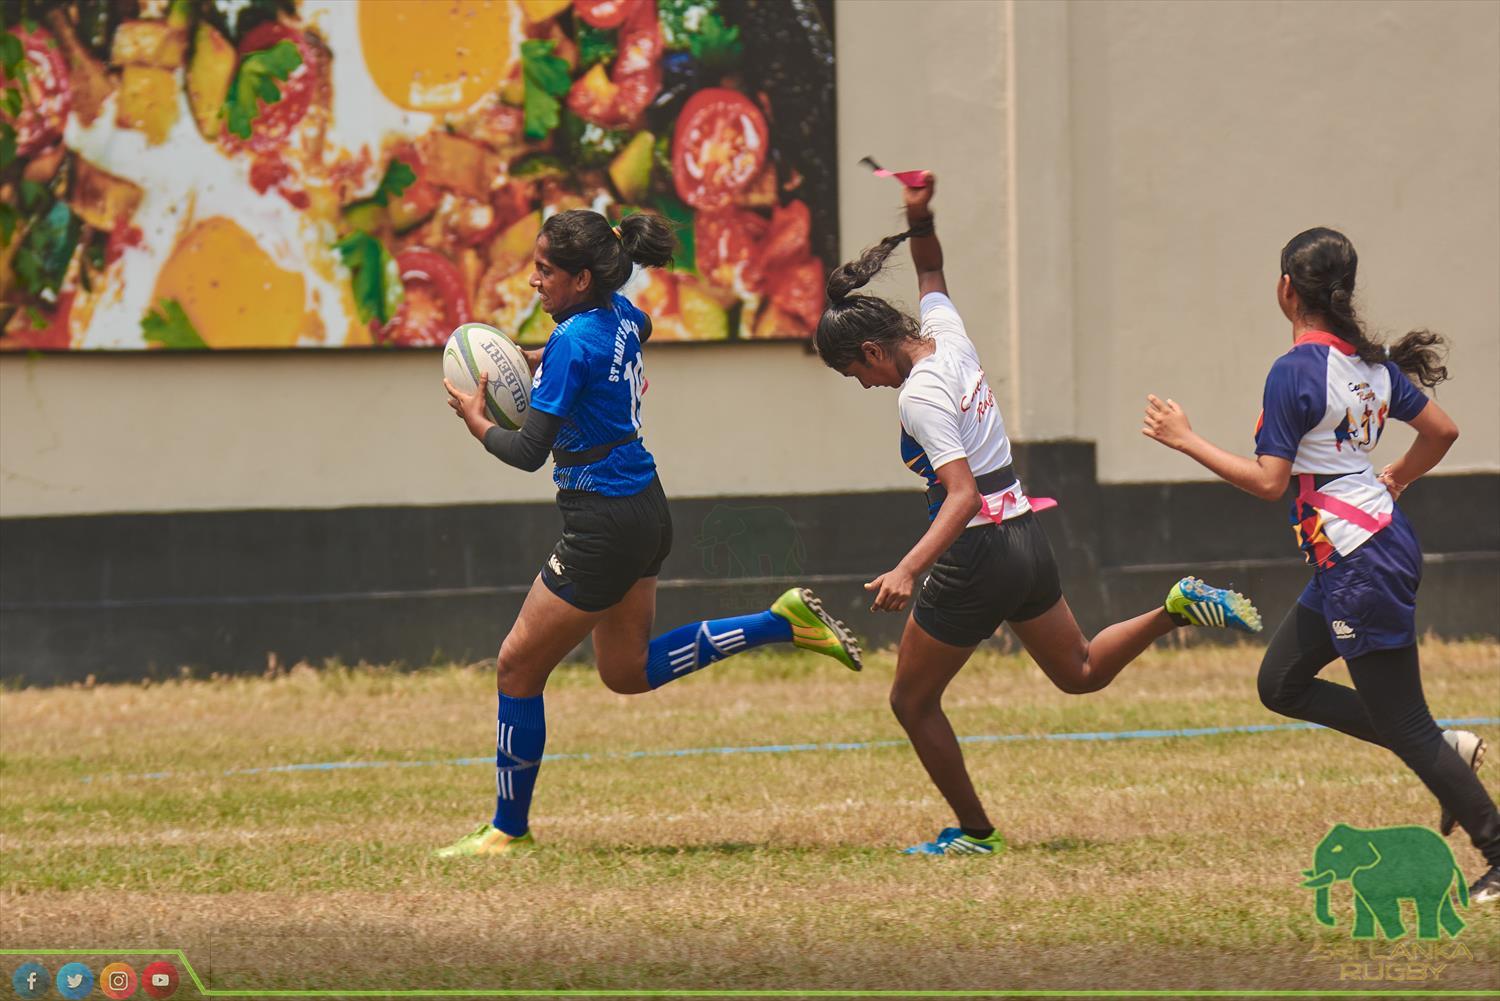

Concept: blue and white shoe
[[902, 827, 1007, 856], [1164, 576, 1263, 633]]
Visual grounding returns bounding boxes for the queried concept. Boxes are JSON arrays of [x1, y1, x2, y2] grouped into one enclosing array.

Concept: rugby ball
[[444, 323, 532, 430]]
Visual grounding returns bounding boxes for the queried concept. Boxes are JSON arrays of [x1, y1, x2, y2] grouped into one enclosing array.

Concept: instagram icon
[[101, 961, 138, 999]]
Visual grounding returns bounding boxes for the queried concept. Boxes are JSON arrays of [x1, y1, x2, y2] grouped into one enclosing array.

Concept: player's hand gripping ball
[[444, 323, 532, 432]]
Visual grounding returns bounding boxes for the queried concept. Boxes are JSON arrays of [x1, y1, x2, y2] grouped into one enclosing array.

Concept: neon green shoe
[[903, 827, 1008, 856], [770, 586, 863, 671], [432, 823, 535, 858], [1164, 576, 1263, 633]]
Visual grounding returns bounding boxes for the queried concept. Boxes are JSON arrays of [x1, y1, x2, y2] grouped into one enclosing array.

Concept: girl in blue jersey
[[1144, 227, 1499, 903], [436, 209, 862, 857], [815, 174, 1263, 856]]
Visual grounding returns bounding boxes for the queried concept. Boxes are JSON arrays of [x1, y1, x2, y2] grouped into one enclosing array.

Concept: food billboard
[[0, 0, 837, 350]]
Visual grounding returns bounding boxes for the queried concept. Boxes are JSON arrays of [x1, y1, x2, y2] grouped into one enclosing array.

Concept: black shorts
[[912, 512, 1063, 648], [541, 476, 673, 612]]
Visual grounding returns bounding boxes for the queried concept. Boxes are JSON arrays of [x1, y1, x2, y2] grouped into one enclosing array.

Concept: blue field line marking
[[79, 716, 1500, 785]]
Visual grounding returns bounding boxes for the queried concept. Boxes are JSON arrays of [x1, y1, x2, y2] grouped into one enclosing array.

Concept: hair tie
[[612, 225, 623, 240]]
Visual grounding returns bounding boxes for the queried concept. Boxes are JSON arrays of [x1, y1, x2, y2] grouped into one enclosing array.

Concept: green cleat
[[903, 827, 1008, 856], [770, 587, 863, 671], [1164, 576, 1263, 633], [432, 823, 535, 858]]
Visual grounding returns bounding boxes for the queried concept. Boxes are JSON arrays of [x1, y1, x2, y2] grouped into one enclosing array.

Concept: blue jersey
[[529, 292, 657, 495]]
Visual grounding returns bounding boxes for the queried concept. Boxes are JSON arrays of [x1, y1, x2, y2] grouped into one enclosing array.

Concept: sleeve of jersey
[[528, 333, 589, 418], [1254, 352, 1324, 461], [919, 292, 969, 343], [900, 381, 967, 470], [1384, 361, 1430, 422]]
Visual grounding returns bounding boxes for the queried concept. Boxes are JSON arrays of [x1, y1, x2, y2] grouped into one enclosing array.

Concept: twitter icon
[[57, 961, 94, 999]]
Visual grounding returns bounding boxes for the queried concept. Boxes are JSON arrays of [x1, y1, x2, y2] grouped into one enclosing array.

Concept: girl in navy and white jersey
[[437, 209, 862, 857], [816, 174, 1263, 856], [1144, 227, 1498, 903]]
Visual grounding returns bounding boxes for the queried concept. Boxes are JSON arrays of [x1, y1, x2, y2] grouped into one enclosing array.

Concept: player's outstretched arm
[[904, 172, 946, 299], [1141, 394, 1292, 501], [1380, 398, 1459, 500]]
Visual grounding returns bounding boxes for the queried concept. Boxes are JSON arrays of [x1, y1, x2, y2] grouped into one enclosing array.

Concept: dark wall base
[[3, 443, 1496, 685]]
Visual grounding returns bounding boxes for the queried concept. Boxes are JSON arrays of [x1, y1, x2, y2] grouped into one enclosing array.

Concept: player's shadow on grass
[[1013, 836, 1109, 854], [600, 842, 772, 858]]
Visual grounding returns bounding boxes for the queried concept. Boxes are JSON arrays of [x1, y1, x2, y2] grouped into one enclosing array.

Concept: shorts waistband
[[926, 463, 1016, 509]]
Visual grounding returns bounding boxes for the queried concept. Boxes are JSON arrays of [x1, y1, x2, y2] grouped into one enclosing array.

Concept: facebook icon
[[11, 962, 48, 999]]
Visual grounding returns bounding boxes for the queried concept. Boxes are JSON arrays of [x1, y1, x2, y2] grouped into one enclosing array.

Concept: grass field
[[2, 639, 1498, 996]]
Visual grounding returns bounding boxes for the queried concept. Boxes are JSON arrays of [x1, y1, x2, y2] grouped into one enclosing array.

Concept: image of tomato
[[573, 0, 636, 29], [4, 26, 71, 159], [768, 255, 824, 331], [490, 181, 535, 236], [753, 199, 811, 272], [228, 23, 319, 150], [695, 209, 768, 289], [381, 248, 470, 347], [565, 0, 660, 128], [611, 0, 661, 125], [1, 291, 74, 350], [671, 88, 769, 210]]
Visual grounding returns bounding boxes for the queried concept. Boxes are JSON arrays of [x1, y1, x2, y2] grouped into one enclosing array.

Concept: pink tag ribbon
[[859, 156, 930, 188], [977, 491, 1059, 523], [1297, 474, 1390, 534]]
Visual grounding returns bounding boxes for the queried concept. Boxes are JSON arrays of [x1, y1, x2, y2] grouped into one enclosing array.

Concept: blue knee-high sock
[[645, 610, 793, 689], [492, 692, 545, 837]]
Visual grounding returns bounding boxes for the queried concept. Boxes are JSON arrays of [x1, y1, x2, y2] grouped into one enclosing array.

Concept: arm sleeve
[[1384, 361, 1430, 422], [900, 380, 967, 470], [1254, 352, 1325, 461], [528, 333, 589, 418], [482, 408, 563, 472]]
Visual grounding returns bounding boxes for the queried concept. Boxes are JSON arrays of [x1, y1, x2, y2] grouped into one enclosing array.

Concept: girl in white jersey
[[815, 174, 1264, 856], [1144, 227, 1498, 904]]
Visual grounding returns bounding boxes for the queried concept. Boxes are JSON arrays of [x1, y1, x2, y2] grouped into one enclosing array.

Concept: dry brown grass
[[2, 640, 1497, 993]]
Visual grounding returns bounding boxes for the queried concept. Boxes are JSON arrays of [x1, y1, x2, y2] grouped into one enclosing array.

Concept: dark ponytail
[[618, 212, 675, 270], [539, 208, 676, 299], [1386, 328, 1449, 389], [814, 229, 921, 370], [1280, 227, 1449, 388]]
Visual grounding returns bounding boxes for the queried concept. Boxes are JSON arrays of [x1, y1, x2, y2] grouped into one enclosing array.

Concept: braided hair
[[813, 228, 924, 370]]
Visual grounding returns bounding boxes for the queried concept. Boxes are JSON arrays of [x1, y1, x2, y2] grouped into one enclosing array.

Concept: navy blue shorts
[[1298, 506, 1422, 661]]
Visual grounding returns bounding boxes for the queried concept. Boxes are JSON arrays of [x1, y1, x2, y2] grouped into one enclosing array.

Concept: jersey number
[[623, 358, 646, 430]]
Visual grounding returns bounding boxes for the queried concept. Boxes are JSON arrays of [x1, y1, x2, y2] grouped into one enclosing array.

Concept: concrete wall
[[1061, 0, 1500, 482], [3, 0, 1495, 518]]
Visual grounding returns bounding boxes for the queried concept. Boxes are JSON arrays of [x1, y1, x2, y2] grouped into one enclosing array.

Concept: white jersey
[[898, 293, 1031, 526], [1254, 330, 1430, 567]]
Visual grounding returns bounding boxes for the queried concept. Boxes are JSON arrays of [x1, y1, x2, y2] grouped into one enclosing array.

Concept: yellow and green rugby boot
[[1164, 576, 1263, 633], [770, 587, 863, 671], [433, 823, 535, 858]]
